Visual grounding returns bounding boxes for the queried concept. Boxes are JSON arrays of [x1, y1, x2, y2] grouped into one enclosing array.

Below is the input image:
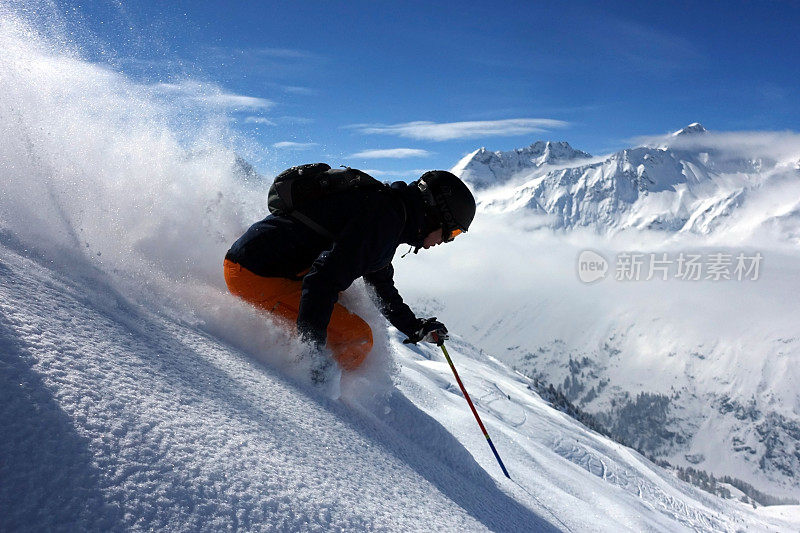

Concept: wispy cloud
[[633, 128, 800, 163], [253, 116, 314, 125], [118, 57, 181, 70], [250, 47, 317, 59], [243, 116, 276, 125], [348, 118, 568, 141], [200, 46, 323, 80], [273, 141, 318, 150], [204, 46, 318, 61], [277, 116, 314, 125], [361, 169, 429, 178], [592, 12, 704, 76], [281, 85, 317, 96], [350, 148, 432, 159], [201, 93, 274, 110], [465, 11, 703, 78], [152, 82, 274, 111]]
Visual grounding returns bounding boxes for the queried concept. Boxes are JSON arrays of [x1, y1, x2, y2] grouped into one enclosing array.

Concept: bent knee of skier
[[327, 305, 373, 370]]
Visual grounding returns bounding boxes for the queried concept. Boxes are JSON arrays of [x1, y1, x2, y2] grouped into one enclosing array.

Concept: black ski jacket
[[225, 181, 427, 345]]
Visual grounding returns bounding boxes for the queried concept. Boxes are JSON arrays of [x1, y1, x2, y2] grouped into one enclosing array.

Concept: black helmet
[[416, 171, 476, 240]]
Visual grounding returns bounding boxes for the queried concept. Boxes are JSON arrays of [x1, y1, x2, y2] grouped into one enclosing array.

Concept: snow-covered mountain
[[673, 122, 709, 137], [452, 141, 593, 190], [423, 129, 800, 503], [457, 125, 800, 242]]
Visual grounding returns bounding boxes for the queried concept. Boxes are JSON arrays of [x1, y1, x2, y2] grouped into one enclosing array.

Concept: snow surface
[[2, 4, 800, 531], [3, 237, 799, 532]]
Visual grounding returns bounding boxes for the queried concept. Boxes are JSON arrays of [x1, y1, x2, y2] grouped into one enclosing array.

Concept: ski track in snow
[[397, 336, 800, 532]]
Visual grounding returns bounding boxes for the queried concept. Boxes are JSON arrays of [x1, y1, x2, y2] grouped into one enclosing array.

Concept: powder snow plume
[[0, 3, 397, 396]]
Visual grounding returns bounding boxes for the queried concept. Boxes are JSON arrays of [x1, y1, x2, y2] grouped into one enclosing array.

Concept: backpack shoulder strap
[[289, 210, 335, 241]]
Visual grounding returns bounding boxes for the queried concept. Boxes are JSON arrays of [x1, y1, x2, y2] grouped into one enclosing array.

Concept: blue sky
[[55, 0, 800, 178]]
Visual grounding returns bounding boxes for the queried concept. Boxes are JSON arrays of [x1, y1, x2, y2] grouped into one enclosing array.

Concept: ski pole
[[438, 340, 511, 479]]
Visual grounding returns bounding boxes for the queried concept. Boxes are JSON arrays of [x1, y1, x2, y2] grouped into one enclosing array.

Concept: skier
[[223, 168, 475, 379]]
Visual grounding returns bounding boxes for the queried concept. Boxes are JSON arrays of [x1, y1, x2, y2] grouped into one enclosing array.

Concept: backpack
[[267, 163, 386, 239]]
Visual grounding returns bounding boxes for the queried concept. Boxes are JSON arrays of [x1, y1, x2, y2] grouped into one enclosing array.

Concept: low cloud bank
[[637, 129, 800, 164]]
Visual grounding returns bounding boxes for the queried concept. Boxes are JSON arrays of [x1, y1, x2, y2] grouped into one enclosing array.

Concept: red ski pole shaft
[[439, 341, 511, 479]]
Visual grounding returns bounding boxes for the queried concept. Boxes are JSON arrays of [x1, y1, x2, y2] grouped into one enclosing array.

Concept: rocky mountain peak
[[672, 123, 707, 136]]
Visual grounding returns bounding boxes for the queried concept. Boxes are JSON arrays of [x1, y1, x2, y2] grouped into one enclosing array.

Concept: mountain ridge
[[453, 124, 800, 241], [452, 140, 593, 190]]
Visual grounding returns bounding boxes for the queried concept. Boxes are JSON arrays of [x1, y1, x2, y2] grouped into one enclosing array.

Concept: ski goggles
[[443, 227, 463, 243]]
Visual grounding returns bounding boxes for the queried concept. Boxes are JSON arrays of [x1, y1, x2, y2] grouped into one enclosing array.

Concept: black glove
[[403, 317, 448, 346]]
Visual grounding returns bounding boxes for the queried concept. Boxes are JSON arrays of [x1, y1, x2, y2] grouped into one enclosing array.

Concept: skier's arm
[[297, 215, 401, 346], [363, 264, 421, 338]]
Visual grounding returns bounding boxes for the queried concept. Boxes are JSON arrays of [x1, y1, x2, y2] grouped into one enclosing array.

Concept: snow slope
[[394, 216, 800, 501], [3, 236, 799, 532], [0, 235, 546, 531]]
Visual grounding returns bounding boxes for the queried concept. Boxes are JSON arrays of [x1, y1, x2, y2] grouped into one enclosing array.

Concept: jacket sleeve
[[363, 264, 420, 338], [297, 208, 403, 346]]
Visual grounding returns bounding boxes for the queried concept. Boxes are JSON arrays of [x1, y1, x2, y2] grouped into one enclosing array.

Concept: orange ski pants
[[223, 259, 373, 370]]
